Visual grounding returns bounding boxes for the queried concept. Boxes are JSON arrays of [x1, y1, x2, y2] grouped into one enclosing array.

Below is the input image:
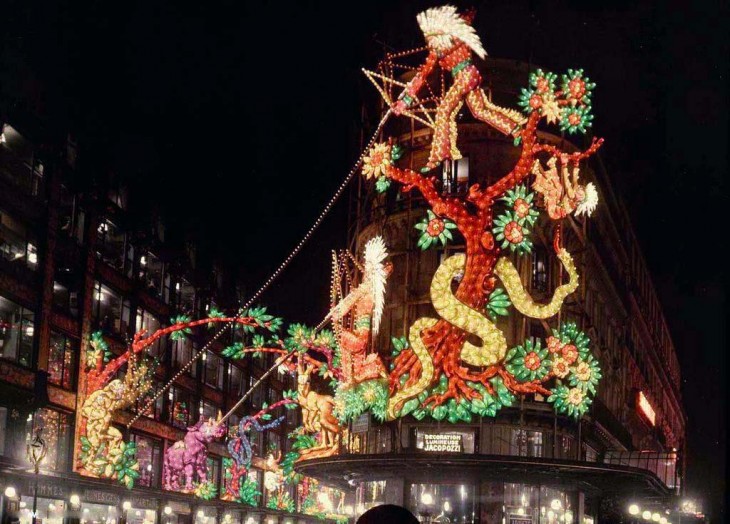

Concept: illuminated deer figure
[[296, 359, 340, 459]]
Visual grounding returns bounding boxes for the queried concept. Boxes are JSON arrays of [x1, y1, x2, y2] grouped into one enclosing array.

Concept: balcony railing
[[603, 450, 678, 491]]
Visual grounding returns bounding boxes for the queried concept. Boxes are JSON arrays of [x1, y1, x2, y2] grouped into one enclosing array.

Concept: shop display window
[[168, 386, 193, 428], [28, 408, 72, 472], [0, 294, 34, 366], [132, 433, 162, 487], [125, 507, 158, 524], [79, 503, 119, 524], [408, 483, 477, 524], [18, 497, 67, 524]]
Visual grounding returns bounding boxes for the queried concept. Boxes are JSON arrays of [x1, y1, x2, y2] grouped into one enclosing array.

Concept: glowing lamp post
[[26, 428, 47, 524]]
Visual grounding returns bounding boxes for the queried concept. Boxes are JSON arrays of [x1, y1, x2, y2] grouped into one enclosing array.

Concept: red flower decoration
[[524, 352, 542, 371], [561, 344, 578, 365], [426, 219, 445, 237], [529, 94, 542, 108], [504, 221, 524, 243], [547, 336, 563, 354], [513, 198, 530, 218]]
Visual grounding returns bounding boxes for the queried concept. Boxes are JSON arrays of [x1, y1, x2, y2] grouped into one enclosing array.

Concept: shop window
[[0, 294, 34, 367], [125, 507, 157, 524], [168, 386, 192, 429], [96, 219, 126, 270], [203, 351, 225, 390], [172, 338, 197, 377], [28, 408, 72, 472], [229, 365, 245, 396], [136, 309, 164, 357], [48, 331, 77, 390], [92, 282, 131, 337], [0, 209, 38, 271], [76, 503, 119, 523], [408, 483, 476, 524], [531, 245, 549, 292], [131, 433, 162, 487]]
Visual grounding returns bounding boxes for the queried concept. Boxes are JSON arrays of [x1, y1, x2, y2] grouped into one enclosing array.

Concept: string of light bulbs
[[128, 110, 393, 428]]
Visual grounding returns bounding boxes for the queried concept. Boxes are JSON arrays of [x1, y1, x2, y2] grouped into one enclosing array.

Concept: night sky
[[3, 0, 726, 519]]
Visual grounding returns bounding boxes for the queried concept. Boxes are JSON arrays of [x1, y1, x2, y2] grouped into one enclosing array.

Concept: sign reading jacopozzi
[[421, 433, 463, 453]]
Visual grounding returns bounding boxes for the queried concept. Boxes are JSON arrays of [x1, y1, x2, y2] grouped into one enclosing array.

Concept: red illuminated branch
[[386, 166, 470, 223], [531, 137, 604, 164]]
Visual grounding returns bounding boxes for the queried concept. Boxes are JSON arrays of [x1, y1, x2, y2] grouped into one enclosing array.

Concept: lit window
[[48, 331, 77, 390], [0, 295, 35, 367]]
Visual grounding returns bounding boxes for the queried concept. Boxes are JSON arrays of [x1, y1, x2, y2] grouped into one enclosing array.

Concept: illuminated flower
[[561, 344, 579, 365], [548, 384, 592, 419], [567, 387, 584, 406], [552, 357, 570, 379], [519, 69, 558, 115], [561, 69, 595, 107], [568, 354, 602, 395], [546, 336, 563, 354], [552, 323, 591, 361], [415, 209, 457, 250], [500, 185, 539, 226], [505, 339, 551, 382], [493, 211, 533, 255], [362, 143, 392, 179], [560, 105, 594, 135]]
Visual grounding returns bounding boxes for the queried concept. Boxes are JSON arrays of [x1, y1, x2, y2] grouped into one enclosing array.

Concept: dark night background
[[2, 0, 726, 519]]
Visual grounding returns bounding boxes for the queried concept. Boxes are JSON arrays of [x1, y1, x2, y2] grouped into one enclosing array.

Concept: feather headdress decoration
[[575, 182, 599, 217], [363, 236, 389, 336], [417, 5, 487, 59]]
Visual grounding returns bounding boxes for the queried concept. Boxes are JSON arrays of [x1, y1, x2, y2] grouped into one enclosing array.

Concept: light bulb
[[551, 499, 562, 510], [642, 511, 652, 520], [70, 494, 80, 506], [4, 486, 16, 498], [421, 493, 433, 505], [164, 506, 172, 515], [123, 501, 131, 511], [629, 504, 640, 516], [652, 513, 660, 522]]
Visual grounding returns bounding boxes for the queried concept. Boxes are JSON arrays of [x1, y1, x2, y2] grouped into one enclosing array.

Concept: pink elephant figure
[[163, 416, 226, 491]]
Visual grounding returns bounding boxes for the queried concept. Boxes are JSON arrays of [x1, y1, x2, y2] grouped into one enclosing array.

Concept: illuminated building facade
[[296, 58, 688, 523], [0, 117, 340, 523]]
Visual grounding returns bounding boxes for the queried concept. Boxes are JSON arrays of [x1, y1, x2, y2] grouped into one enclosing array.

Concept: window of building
[[92, 282, 131, 337], [207, 456, 221, 492], [176, 279, 196, 314], [531, 246, 549, 292], [203, 351, 225, 390], [168, 386, 193, 429], [408, 483, 476, 524], [28, 408, 72, 472], [48, 331, 77, 390], [229, 365, 245, 396], [58, 185, 86, 245], [136, 309, 164, 357], [0, 124, 44, 196], [131, 433, 162, 487], [96, 219, 127, 270], [509, 429, 543, 457], [136, 381, 163, 420], [140, 252, 166, 299], [0, 210, 38, 271], [52, 272, 80, 318], [250, 374, 264, 408], [440, 157, 469, 195], [0, 295, 34, 367], [200, 399, 218, 422], [172, 338, 197, 377]]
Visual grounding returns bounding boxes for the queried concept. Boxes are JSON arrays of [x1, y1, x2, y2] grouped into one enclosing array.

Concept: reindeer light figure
[[296, 359, 340, 459]]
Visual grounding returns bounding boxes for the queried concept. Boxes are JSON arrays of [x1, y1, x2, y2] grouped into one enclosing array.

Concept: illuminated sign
[[421, 433, 463, 453], [636, 391, 656, 426]]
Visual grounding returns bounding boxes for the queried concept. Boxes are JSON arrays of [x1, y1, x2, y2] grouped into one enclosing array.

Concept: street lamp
[[629, 504, 641, 516], [26, 428, 47, 524]]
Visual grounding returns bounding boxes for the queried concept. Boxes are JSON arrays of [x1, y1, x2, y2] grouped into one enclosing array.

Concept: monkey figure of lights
[[392, 5, 526, 172]]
